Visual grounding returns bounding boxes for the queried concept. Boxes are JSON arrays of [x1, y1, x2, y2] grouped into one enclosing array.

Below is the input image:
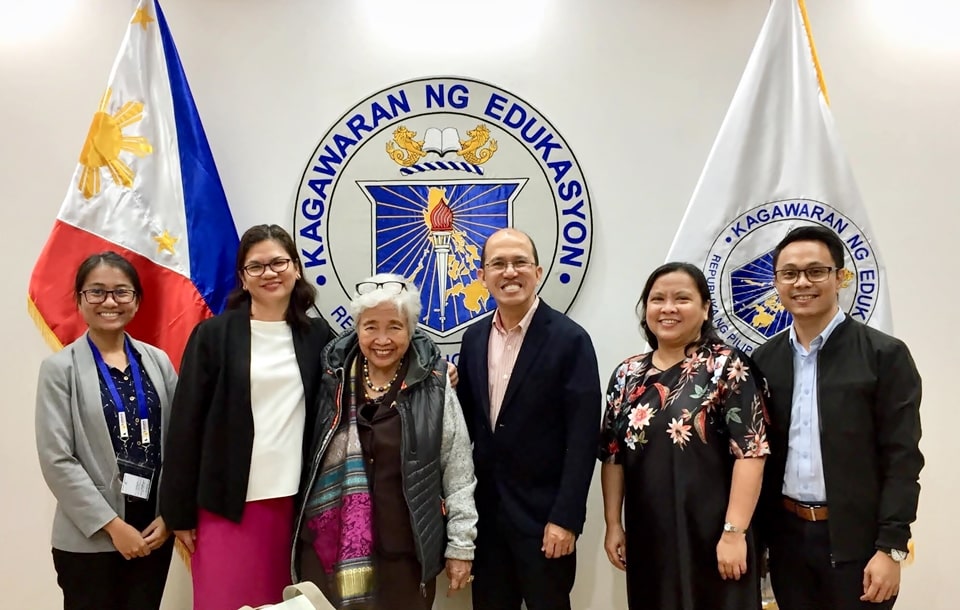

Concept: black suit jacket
[[753, 317, 923, 561], [160, 305, 335, 530], [456, 300, 601, 537]]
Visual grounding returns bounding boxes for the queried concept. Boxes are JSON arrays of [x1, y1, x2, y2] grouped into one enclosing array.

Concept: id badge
[[117, 459, 154, 500], [117, 411, 129, 440]]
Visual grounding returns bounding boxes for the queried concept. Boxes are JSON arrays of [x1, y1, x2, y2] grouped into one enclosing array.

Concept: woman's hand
[[604, 523, 627, 571], [141, 516, 170, 550], [716, 531, 748, 580], [446, 361, 459, 388], [445, 558, 473, 596], [104, 517, 150, 560], [174, 528, 197, 554]]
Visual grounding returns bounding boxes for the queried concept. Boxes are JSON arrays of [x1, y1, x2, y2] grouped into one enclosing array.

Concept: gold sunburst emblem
[[77, 88, 153, 199]]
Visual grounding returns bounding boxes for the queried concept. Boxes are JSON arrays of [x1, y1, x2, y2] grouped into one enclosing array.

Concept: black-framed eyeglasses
[[484, 259, 535, 273], [243, 258, 291, 276], [773, 266, 837, 284], [80, 288, 137, 304], [356, 280, 407, 295]]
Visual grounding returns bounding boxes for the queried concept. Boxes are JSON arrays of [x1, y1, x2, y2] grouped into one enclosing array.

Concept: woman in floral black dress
[[599, 262, 770, 610]]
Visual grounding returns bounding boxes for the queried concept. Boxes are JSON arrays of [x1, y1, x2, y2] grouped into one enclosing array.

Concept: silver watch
[[882, 548, 908, 562], [723, 522, 747, 534]]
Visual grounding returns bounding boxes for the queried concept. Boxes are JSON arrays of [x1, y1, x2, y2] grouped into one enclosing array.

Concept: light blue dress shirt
[[781, 307, 846, 503]]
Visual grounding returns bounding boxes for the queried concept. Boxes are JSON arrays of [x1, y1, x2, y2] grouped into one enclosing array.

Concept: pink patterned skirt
[[191, 496, 294, 610]]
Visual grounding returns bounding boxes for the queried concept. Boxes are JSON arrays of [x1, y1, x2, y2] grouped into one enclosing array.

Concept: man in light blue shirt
[[754, 225, 922, 610]]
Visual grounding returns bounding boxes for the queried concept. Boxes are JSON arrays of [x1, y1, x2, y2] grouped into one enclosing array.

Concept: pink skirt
[[191, 497, 294, 610]]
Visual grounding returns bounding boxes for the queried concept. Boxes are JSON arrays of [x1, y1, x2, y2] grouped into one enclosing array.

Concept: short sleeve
[[599, 361, 628, 464], [718, 349, 771, 459]]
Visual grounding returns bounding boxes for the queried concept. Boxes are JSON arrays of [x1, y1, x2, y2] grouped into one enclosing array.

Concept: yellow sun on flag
[[77, 88, 153, 199]]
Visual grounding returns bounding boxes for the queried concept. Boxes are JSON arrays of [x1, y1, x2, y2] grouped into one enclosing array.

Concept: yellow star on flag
[[153, 230, 179, 254], [131, 8, 155, 31]]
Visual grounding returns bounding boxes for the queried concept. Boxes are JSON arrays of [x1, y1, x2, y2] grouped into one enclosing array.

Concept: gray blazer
[[35, 333, 177, 553]]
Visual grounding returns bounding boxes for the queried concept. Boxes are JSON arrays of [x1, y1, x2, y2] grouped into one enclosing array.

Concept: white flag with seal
[[665, 0, 891, 354]]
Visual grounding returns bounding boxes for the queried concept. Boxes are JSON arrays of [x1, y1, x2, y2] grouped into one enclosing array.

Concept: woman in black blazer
[[160, 225, 336, 610]]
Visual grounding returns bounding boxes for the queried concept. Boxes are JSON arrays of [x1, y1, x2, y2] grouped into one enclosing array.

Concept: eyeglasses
[[243, 258, 291, 276], [80, 288, 137, 304], [356, 280, 407, 295], [773, 266, 837, 284], [484, 259, 535, 273]]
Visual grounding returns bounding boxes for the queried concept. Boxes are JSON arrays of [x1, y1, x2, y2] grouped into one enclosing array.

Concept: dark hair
[[480, 229, 540, 266], [772, 225, 845, 270], [226, 224, 317, 331], [636, 262, 720, 350], [74, 252, 143, 305]]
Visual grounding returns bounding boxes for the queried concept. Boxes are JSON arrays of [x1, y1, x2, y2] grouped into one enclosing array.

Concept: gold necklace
[[363, 357, 402, 392]]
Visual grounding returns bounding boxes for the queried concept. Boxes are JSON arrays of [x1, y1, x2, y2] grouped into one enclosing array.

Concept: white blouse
[[246, 320, 306, 501]]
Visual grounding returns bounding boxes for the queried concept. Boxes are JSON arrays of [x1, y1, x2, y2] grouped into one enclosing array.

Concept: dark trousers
[[52, 538, 173, 610], [472, 511, 576, 610], [768, 510, 897, 610]]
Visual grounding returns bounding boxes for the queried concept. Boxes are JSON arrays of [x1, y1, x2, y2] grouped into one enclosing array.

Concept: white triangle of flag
[[665, 0, 891, 353]]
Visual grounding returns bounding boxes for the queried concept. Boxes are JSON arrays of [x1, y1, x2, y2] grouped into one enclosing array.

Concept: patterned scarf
[[304, 357, 375, 607]]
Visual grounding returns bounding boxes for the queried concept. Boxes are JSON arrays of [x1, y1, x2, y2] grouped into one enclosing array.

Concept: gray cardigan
[[35, 333, 177, 553]]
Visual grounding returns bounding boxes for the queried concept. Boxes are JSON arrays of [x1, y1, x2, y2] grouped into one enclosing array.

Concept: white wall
[[2, 0, 957, 608]]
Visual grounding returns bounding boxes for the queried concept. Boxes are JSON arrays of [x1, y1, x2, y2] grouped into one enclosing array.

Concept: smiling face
[[477, 229, 543, 315], [644, 270, 709, 351], [774, 239, 842, 324], [77, 263, 140, 335], [357, 301, 411, 375], [240, 239, 299, 310]]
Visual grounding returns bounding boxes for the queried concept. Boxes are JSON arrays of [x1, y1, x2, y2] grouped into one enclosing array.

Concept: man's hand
[[447, 361, 459, 388], [541, 522, 575, 558], [861, 551, 901, 603]]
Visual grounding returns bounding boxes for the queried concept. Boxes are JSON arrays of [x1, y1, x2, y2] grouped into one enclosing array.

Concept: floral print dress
[[599, 340, 770, 610]]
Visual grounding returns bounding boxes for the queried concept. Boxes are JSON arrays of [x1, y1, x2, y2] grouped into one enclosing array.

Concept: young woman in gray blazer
[[35, 252, 178, 610]]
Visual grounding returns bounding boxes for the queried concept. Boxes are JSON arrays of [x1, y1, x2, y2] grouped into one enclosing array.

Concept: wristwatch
[[723, 522, 747, 534], [880, 548, 908, 562]]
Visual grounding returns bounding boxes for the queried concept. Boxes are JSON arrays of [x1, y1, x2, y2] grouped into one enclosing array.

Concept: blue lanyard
[[87, 336, 149, 442]]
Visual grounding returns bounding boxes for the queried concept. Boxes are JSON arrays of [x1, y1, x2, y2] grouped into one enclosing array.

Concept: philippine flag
[[27, 0, 238, 368]]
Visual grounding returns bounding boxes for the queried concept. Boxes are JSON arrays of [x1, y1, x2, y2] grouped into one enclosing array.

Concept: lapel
[[75, 333, 120, 473], [226, 307, 253, 406], [497, 302, 551, 424], [472, 317, 493, 433], [771, 336, 796, 437]]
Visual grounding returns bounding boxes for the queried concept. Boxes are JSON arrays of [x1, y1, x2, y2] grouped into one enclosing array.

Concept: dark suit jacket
[[456, 300, 601, 537], [753, 317, 923, 561], [159, 305, 335, 530]]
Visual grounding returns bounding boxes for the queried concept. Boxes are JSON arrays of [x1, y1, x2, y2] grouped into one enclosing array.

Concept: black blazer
[[753, 317, 923, 561], [160, 306, 335, 530], [456, 300, 601, 537]]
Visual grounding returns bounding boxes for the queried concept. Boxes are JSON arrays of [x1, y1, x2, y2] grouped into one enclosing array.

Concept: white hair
[[349, 272, 421, 336]]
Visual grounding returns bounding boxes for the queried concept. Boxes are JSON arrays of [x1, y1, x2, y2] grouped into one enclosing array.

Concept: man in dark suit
[[754, 225, 923, 610], [456, 228, 601, 610]]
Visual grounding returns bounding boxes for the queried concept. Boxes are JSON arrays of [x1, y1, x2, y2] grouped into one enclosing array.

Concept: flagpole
[[797, 0, 831, 104]]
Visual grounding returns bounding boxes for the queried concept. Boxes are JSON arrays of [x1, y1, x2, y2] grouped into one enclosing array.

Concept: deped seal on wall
[[293, 77, 594, 362]]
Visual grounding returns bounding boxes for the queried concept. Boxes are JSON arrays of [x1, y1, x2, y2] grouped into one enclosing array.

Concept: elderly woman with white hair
[[293, 273, 478, 609]]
